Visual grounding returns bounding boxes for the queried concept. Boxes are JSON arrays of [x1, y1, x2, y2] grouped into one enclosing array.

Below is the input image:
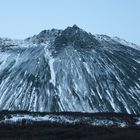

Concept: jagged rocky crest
[[0, 25, 140, 113]]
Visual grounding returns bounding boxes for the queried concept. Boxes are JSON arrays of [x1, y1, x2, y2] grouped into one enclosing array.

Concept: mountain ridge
[[0, 25, 140, 50]]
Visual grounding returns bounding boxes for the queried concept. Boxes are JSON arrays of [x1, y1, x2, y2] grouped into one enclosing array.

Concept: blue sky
[[0, 0, 140, 44]]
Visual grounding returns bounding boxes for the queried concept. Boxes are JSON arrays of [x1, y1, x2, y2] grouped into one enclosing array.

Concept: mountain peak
[[72, 24, 80, 29]]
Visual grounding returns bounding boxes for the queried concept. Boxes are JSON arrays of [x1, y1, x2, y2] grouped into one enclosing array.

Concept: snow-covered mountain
[[0, 25, 140, 113]]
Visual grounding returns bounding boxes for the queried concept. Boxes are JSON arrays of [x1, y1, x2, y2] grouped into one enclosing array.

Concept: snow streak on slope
[[0, 25, 140, 114], [113, 37, 140, 51]]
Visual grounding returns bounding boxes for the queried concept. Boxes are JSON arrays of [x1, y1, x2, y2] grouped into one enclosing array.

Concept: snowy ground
[[0, 111, 140, 128]]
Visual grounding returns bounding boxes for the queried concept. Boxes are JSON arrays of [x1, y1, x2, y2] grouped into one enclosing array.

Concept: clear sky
[[0, 0, 140, 44]]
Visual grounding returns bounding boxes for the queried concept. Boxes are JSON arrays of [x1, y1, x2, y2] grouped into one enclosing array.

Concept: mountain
[[0, 25, 140, 113]]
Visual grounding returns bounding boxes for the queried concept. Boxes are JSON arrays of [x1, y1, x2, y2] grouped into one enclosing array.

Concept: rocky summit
[[0, 25, 140, 113]]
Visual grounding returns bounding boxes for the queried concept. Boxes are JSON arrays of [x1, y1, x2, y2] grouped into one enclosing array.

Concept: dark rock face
[[54, 25, 99, 50], [25, 29, 62, 44], [0, 25, 140, 113]]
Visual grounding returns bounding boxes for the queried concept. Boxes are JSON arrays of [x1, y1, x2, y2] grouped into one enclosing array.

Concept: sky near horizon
[[0, 0, 140, 44]]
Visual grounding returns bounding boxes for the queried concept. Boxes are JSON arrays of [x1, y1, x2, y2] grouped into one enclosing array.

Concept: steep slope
[[0, 25, 140, 113]]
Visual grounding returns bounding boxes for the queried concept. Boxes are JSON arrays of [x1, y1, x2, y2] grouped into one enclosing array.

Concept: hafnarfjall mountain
[[0, 25, 140, 114]]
